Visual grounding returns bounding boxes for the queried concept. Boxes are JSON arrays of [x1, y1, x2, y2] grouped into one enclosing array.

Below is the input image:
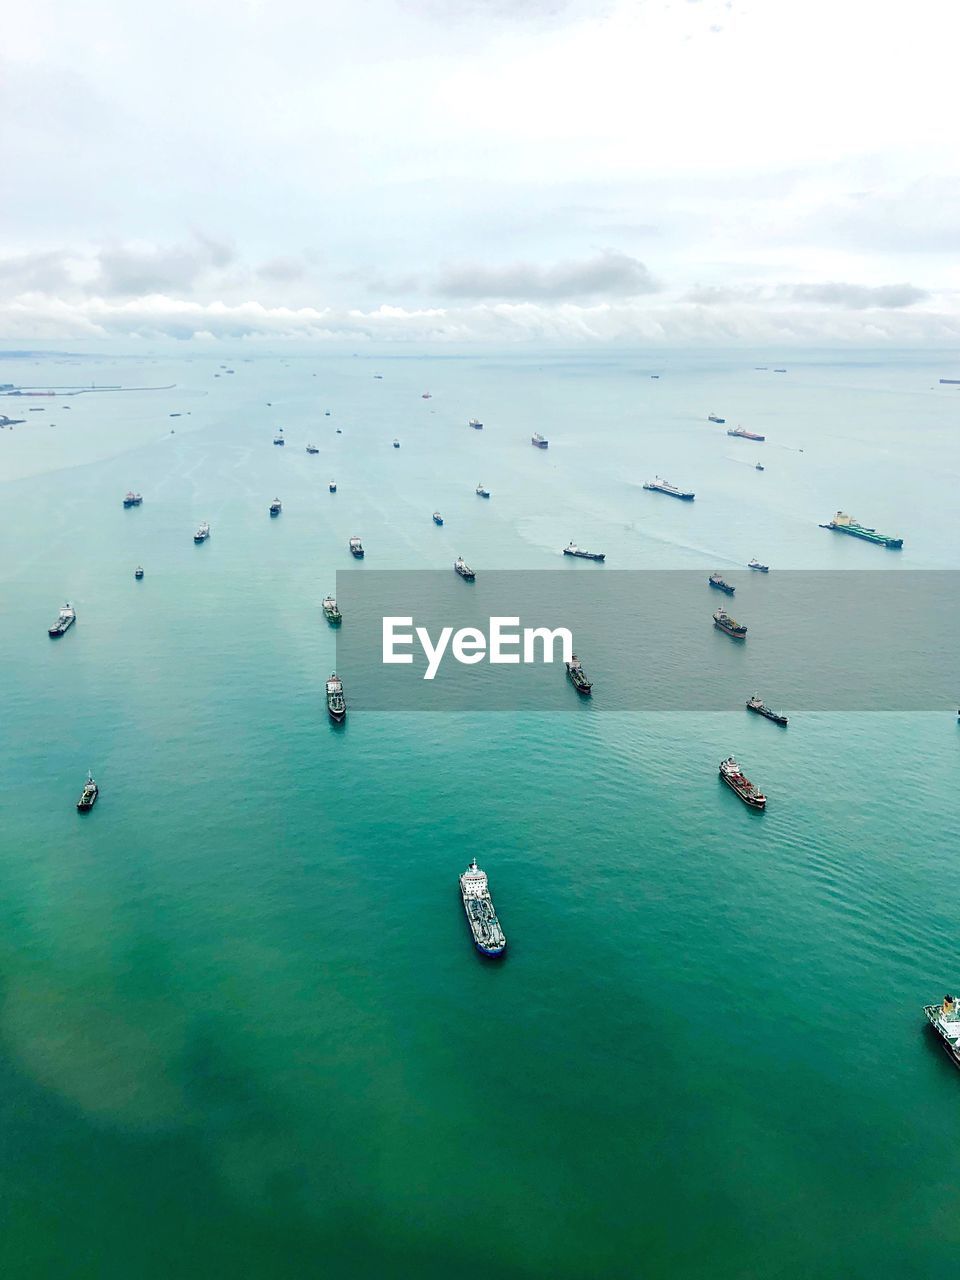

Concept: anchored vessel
[[329, 481, 337, 493], [746, 694, 788, 726], [719, 757, 766, 809], [269, 498, 282, 516], [469, 418, 483, 430], [709, 572, 735, 595], [476, 483, 490, 498], [713, 607, 747, 638], [727, 427, 765, 441], [326, 673, 346, 723], [306, 444, 319, 454], [322, 595, 342, 623], [565, 655, 593, 695], [433, 511, 444, 525], [194, 522, 210, 543], [755, 463, 765, 471], [77, 771, 99, 812], [453, 556, 476, 580], [134, 566, 144, 580], [273, 430, 285, 446], [459, 860, 506, 956], [747, 558, 769, 572], [123, 491, 143, 507], [643, 477, 695, 501], [924, 995, 960, 1067], [349, 536, 364, 558], [393, 438, 400, 448], [819, 511, 903, 550], [563, 542, 605, 562], [422, 392, 432, 399], [531, 432, 549, 449], [48, 602, 76, 637], [708, 414, 726, 424]]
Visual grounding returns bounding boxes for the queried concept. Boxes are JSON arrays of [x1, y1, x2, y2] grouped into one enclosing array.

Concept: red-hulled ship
[[719, 757, 766, 809], [727, 427, 766, 441]]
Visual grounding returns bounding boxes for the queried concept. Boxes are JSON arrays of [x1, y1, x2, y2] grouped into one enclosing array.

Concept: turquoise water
[[1, 347, 960, 1278]]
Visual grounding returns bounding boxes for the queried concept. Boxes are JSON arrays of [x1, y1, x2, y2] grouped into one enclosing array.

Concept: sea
[[1, 343, 959, 1279]]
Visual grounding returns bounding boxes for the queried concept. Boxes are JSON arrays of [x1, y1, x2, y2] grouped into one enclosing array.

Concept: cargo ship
[[194, 522, 210, 543], [476, 483, 490, 498], [924, 994, 960, 1067], [454, 557, 476, 580], [433, 511, 444, 525], [349, 536, 364, 558], [563, 542, 605, 562], [269, 498, 282, 516], [459, 860, 506, 956], [469, 418, 483, 430], [76, 771, 99, 812], [719, 757, 766, 809], [709, 572, 735, 595], [326, 673, 346, 723], [643, 477, 694, 500], [708, 414, 725, 424], [123, 491, 143, 507], [531, 432, 548, 449], [713, 607, 746, 639], [565, 655, 592, 695], [818, 511, 903, 549], [322, 595, 342, 623], [746, 694, 787, 726], [48, 602, 76, 637], [727, 427, 765, 441]]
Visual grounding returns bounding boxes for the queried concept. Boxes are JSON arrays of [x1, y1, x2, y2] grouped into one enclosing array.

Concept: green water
[[1, 347, 959, 1278]]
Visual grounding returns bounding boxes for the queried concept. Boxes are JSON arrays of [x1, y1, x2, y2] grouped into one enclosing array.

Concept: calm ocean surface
[[1, 345, 959, 1278]]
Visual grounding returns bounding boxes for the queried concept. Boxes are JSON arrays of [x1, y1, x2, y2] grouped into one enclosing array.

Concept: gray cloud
[[94, 234, 236, 297], [0, 250, 76, 294], [788, 281, 929, 309], [435, 251, 659, 301], [256, 256, 309, 284]]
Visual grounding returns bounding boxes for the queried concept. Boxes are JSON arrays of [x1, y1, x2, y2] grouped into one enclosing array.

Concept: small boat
[[421, 392, 432, 399], [134, 566, 144, 580], [755, 463, 765, 471], [194, 522, 210, 543], [454, 557, 476, 580], [335, 428, 341, 433], [77, 771, 99, 812], [709, 572, 735, 595], [433, 512, 444, 525], [747, 558, 769, 572], [773, 368, 787, 373], [746, 694, 788, 726], [393, 438, 400, 448], [349, 536, 364, 558], [322, 595, 342, 623], [326, 411, 332, 416], [48, 602, 76, 637], [469, 418, 483, 430], [563, 542, 605, 562], [476, 483, 490, 498], [531, 432, 549, 449], [329, 481, 337, 493], [123, 491, 143, 508], [565, 655, 592, 695], [269, 498, 282, 516], [306, 444, 319, 454], [326, 673, 346, 723], [708, 414, 725, 424], [273, 430, 285, 446]]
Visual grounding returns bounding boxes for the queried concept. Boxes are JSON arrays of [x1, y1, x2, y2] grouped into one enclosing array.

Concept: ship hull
[[720, 773, 765, 808], [822, 525, 902, 549], [714, 621, 746, 639], [924, 1009, 960, 1068], [709, 580, 735, 595], [350, 548, 364, 558], [644, 486, 694, 500], [563, 550, 605, 561]]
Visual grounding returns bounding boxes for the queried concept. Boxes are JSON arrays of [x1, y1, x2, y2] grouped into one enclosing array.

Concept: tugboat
[[531, 432, 549, 449], [322, 595, 342, 624], [747, 558, 769, 572], [454, 557, 476, 580], [727, 426, 766, 441], [123, 491, 143, 507], [273, 430, 285, 446], [476, 483, 490, 498], [562, 542, 605, 562], [393, 438, 400, 448], [565, 655, 593, 695], [818, 511, 903, 550], [459, 859, 506, 956], [48, 602, 76, 637], [719, 757, 766, 809], [746, 694, 788, 726], [134, 566, 144, 580], [469, 418, 483, 430], [709, 572, 735, 595], [306, 444, 319, 454], [329, 481, 337, 493], [269, 498, 282, 517], [708, 414, 726, 424], [349, 536, 364, 558], [76, 771, 99, 812], [643, 477, 695, 501], [326, 673, 346, 723], [924, 995, 960, 1068], [433, 511, 444, 525], [194, 522, 210, 543], [713, 607, 747, 639]]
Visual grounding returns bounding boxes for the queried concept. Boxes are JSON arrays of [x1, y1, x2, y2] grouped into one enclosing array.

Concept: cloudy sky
[[3, 0, 960, 344]]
